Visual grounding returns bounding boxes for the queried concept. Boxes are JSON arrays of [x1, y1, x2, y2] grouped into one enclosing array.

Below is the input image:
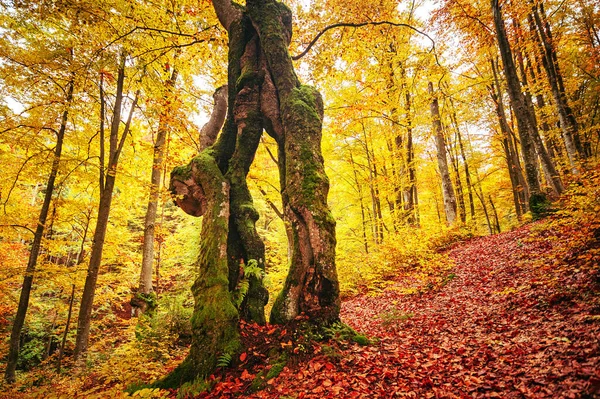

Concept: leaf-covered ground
[[3, 218, 598, 399], [197, 220, 600, 399]]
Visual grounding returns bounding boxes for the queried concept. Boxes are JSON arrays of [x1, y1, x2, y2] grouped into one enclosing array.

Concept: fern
[[216, 353, 232, 368], [244, 259, 264, 280], [231, 259, 264, 308]]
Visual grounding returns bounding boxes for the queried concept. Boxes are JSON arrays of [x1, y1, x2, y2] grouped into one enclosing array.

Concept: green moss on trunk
[[158, 153, 240, 388]]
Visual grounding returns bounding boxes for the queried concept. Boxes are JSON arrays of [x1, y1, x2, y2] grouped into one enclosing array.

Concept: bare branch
[[292, 21, 441, 66], [0, 224, 35, 235]]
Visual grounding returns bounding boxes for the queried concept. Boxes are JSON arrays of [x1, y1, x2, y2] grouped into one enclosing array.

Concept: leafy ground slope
[[3, 218, 599, 399], [213, 221, 600, 399]]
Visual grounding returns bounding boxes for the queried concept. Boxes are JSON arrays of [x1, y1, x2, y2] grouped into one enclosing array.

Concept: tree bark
[[161, 153, 240, 386], [428, 82, 457, 225], [4, 79, 74, 383], [56, 284, 75, 373], [490, 58, 528, 217], [513, 27, 564, 196], [349, 152, 369, 254]]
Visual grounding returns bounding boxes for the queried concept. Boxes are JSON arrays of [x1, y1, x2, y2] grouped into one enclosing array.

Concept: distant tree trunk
[[474, 171, 493, 235], [490, 58, 528, 218], [446, 94, 475, 221], [362, 124, 384, 243], [404, 91, 419, 226], [161, 0, 339, 385], [489, 195, 501, 234], [4, 79, 74, 383], [350, 152, 369, 254], [529, 5, 584, 171], [75, 57, 140, 359], [447, 130, 467, 224], [133, 69, 179, 317], [491, 0, 547, 215], [513, 26, 564, 195], [428, 82, 457, 225], [56, 284, 75, 373]]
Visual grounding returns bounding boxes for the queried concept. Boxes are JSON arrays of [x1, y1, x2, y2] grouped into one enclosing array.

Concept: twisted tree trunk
[[161, 0, 339, 385]]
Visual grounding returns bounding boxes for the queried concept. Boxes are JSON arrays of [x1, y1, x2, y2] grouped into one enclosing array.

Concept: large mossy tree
[[161, 0, 340, 386]]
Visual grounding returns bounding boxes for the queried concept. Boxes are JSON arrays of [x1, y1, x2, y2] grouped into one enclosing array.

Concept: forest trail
[[240, 222, 600, 399]]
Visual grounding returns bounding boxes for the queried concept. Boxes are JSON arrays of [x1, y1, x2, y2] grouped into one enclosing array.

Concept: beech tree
[[74, 55, 140, 358], [161, 0, 340, 385], [491, 0, 547, 215], [429, 82, 458, 225], [132, 69, 179, 317]]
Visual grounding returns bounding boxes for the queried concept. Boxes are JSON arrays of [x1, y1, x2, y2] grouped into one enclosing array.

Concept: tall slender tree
[[429, 81, 457, 225], [4, 77, 74, 383], [491, 0, 547, 214], [133, 69, 180, 317], [74, 55, 140, 358]]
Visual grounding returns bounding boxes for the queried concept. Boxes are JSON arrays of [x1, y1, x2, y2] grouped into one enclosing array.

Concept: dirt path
[[245, 224, 599, 398]]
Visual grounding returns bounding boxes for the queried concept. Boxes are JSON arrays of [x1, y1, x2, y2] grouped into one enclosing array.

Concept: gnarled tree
[[161, 0, 340, 386]]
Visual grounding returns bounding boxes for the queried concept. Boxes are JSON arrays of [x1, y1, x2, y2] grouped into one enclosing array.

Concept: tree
[[4, 77, 74, 384], [491, 0, 547, 215], [132, 69, 179, 317], [74, 55, 140, 358], [162, 0, 340, 385], [529, 2, 583, 171], [429, 81, 458, 225]]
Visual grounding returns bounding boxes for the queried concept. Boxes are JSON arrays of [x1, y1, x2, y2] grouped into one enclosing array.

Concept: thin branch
[[2, 151, 48, 213], [0, 224, 35, 235], [292, 21, 440, 66]]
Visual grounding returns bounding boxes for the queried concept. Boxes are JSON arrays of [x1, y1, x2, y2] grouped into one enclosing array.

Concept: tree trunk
[[74, 57, 139, 359], [162, 153, 241, 386], [404, 90, 418, 226], [133, 69, 179, 317], [162, 0, 340, 385], [56, 284, 75, 374], [529, 6, 583, 171], [428, 82, 457, 225], [491, 0, 547, 216], [350, 152, 369, 254], [514, 28, 564, 196], [4, 79, 74, 383], [447, 130, 467, 224], [490, 58, 528, 217], [489, 195, 501, 234]]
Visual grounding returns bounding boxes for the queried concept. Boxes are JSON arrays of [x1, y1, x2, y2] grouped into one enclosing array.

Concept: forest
[[0, 0, 599, 397]]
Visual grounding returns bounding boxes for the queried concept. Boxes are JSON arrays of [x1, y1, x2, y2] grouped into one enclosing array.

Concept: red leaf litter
[[198, 222, 600, 398]]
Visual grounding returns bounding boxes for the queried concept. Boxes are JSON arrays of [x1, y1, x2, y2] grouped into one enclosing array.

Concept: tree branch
[[0, 224, 35, 235], [212, 0, 242, 31], [292, 21, 441, 66]]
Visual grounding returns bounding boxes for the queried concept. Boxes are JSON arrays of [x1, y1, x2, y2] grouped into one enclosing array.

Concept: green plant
[[216, 352, 232, 367], [321, 322, 371, 345], [232, 259, 264, 308], [177, 377, 213, 399], [378, 309, 414, 327]]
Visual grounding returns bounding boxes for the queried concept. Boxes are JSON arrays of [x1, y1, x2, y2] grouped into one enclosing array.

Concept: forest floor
[[196, 220, 600, 399], [2, 216, 599, 399]]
